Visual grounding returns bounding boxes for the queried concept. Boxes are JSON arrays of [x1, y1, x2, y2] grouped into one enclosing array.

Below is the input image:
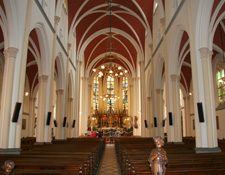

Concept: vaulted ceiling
[[67, 0, 154, 76]]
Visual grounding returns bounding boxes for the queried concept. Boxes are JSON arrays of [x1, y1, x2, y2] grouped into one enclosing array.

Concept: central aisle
[[98, 144, 121, 175]]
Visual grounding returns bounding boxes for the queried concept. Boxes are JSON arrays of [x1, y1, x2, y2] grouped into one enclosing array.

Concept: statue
[[1, 160, 15, 174], [148, 136, 168, 175]]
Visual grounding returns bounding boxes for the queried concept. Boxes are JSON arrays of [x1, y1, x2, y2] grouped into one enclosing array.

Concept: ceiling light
[[109, 70, 113, 73], [118, 66, 122, 70], [93, 69, 96, 72], [115, 73, 118, 76], [120, 72, 123, 75], [101, 65, 105, 69], [125, 70, 128, 73], [25, 92, 29, 96]]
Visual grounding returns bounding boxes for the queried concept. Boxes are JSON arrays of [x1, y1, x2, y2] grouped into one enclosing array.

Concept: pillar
[[55, 89, 64, 140], [0, 47, 18, 149], [171, 74, 182, 143], [36, 75, 48, 144], [183, 96, 191, 136], [75, 61, 81, 137], [156, 89, 164, 138], [139, 60, 146, 137], [195, 48, 220, 153], [80, 77, 88, 135], [28, 97, 37, 137]]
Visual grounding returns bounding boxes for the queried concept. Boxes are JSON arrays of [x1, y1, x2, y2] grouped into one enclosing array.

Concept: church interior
[[0, 0, 225, 174]]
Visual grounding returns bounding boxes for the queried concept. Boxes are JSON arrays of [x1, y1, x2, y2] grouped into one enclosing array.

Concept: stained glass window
[[122, 76, 128, 111], [93, 76, 99, 112], [107, 75, 114, 113], [217, 68, 225, 103]]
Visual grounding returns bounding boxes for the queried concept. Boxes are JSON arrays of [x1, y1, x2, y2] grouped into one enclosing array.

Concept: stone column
[[81, 77, 88, 135], [196, 48, 220, 152], [64, 43, 72, 138], [36, 75, 48, 144], [171, 74, 182, 143], [28, 97, 37, 137], [183, 96, 191, 136], [139, 60, 146, 137], [40, 16, 60, 144], [0, 47, 18, 149], [55, 89, 64, 140], [156, 89, 164, 138], [74, 61, 81, 137]]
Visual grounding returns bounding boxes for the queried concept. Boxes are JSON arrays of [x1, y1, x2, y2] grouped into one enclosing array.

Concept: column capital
[[29, 97, 37, 101], [160, 18, 165, 26], [199, 47, 213, 59], [149, 44, 153, 50], [156, 88, 163, 94], [67, 43, 72, 50], [39, 75, 49, 82], [56, 89, 64, 95], [4, 47, 18, 58], [139, 60, 145, 64], [170, 74, 180, 82], [54, 16, 60, 25]]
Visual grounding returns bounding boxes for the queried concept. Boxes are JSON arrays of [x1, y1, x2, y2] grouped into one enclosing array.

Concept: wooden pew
[[115, 137, 225, 175], [0, 137, 105, 175]]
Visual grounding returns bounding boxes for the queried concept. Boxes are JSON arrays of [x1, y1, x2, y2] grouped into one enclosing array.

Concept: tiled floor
[[98, 144, 121, 175]]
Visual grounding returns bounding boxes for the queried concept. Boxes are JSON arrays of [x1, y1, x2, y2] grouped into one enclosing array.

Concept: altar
[[88, 113, 133, 130]]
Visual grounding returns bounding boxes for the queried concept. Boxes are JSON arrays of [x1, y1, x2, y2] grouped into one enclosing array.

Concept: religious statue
[[148, 136, 168, 175], [1, 160, 15, 174]]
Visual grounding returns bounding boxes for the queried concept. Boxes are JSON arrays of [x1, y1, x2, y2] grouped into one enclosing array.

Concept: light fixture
[[25, 92, 29, 96], [109, 70, 113, 74], [115, 73, 118, 76], [125, 70, 127, 73], [120, 72, 123, 75], [93, 69, 96, 72], [118, 66, 122, 70], [101, 65, 105, 69]]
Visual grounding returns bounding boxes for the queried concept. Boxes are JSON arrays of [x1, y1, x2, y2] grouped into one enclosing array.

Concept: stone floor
[[98, 144, 121, 175]]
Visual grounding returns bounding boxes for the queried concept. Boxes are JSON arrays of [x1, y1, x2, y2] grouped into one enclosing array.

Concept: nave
[[1, 136, 225, 174]]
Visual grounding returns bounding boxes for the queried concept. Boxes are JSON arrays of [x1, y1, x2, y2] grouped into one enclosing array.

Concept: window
[[93, 76, 99, 112], [107, 75, 114, 112], [217, 68, 225, 103], [122, 76, 128, 112]]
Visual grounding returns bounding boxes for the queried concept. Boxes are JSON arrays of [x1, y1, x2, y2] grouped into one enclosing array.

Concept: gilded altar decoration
[[148, 137, 168, 175]]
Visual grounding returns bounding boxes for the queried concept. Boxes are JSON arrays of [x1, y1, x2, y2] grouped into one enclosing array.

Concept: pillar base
[[0, 148, 21, 154], [34, 142, 45, 145], [195, 147, 221, 153]]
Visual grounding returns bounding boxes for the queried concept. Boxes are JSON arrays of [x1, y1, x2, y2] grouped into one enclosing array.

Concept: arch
[[55, 53, 65, 90], [78, 28, 143, 63], [86, 52, 135, 78], [168, 26, 188, 75], [210, 11, 225, 50], [68, 71, 74, 99], [4, 0, 19, 48], [34, 23, 50, 76], [154, 54, 164, 89], [195, 0, 214, 49]]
